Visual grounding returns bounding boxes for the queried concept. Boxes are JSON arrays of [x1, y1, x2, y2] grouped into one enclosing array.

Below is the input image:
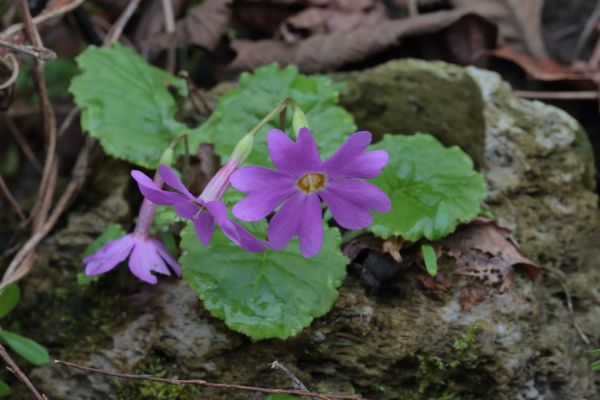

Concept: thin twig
[[541, 266, 590, 346], [0, 38, 55, 60], [0, 53, 18, 90], [271, 361, 310, 391], [55, 360, 360, 400], [160, 0, 176, 73], [0, 345, 48, 400], [5, 116, 42, 172], [572, 0, 600, 60], [1, 0, 84, 39], [0, 173, 26, 222], [407, 0, 419, 16], [514, 90, 599, 100], [104, 0, 142, 46]]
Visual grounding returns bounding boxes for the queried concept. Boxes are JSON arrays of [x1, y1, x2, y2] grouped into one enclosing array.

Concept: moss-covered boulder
[[21, 60, 600, 399]]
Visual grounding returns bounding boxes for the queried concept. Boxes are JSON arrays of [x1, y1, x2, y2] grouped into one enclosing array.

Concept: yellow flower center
[[296, 173, 326, 194]]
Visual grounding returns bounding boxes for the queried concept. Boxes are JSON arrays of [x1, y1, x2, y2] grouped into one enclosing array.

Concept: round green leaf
[[70, 44, 187, 168], [189, 64, 356, 167], [0, 330, 50, 366], [370, 134, 487, 241], [180, 222, 348, 340], [0, 285, 20, 319], [0, 379, 10, 397]]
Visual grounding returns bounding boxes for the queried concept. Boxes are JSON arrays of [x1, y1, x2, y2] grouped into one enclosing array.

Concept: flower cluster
[[83, 125, 390, 283]]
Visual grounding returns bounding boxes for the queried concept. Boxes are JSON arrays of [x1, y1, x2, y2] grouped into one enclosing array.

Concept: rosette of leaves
[[180, 222, 347, 340], [70, 44, 187, 168], [0, 285, 50, 397], [190, 64, 356, 167]]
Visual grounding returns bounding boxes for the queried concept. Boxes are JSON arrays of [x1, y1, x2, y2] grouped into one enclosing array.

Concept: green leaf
[[190, 64, 355, 167], [0, 330, 49, 366], [0, 284, 20, 319], [70, 44, 187, 168], [83, 223, 127, 257], [265, 395, 303, 400], [370, 134, 487, 241], [421, 244, 438, 277], [0, 380, 10, 397], [180, 222, 347, 340]]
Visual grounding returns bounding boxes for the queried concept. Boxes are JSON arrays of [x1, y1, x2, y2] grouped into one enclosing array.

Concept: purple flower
[[83, 232, 180, 284], [132, 164, 267, 252], [231, 128, 391, 257]]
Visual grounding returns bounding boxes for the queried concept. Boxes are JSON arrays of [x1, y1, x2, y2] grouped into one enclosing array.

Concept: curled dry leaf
[[382, 237, 403, 264], [450, 0, 547, 58], [144, 0, 232, 51], [488, 46, 589, 81], [441, 219, 539, 290], [280, 0, 387, 43], [343, 234, 383, 261], [230, 8, 470, 72]]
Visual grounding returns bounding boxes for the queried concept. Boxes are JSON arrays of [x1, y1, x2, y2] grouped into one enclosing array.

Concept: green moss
[[339, 59, 486, 166], [411, 325, 483, 400], [117, 357, 199, 400]]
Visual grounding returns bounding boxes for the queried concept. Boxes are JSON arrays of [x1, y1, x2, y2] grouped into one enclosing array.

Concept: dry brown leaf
[[382, 237, 403, 263], [450, 0, 547, 58], [458, 284, 488, 311], [144, 0, 232, 51], [230, 8, 470, 72], [280, 7, 387, 43], [489, 46, 588, 81], [342, 235, 383, 261], [441, 219, 539, 289]]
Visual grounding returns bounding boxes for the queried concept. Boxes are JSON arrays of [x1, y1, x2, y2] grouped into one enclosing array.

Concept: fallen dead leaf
[[458, 283, 488, 311], [450, 0, 547, 58], [144, 0, 232, 51], [441, 219, 539, 290], [488, 46, 589, 81], [230, 8, 470, 72], [343, 234, 383, 261], [410, 268, 452, 292]]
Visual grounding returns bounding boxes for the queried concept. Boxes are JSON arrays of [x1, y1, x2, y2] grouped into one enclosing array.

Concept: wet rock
[[25, 60, 600, 399]]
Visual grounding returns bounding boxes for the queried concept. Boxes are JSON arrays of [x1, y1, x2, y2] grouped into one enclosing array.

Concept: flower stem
[[247, 97, 302, 137], [134, 174, 164, 235]]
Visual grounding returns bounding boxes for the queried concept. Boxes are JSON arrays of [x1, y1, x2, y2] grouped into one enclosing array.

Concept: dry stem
[[55, 360, 360, 400], [0, 345, 48, 400]]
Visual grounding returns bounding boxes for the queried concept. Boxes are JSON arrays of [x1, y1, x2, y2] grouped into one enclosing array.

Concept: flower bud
[[230, 133, 254, 165], [292, 105, 309, 138]]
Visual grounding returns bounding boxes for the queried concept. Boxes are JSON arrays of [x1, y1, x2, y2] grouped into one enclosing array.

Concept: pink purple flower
[[231, 128, 391, 257], [83, 232, 180, 284], [83, 174, 181, 284], [132, 164, 267, 252]]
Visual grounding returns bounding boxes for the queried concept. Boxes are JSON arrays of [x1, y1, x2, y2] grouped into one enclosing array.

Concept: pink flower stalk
[[231, 128, 391, 258], [83, 175, 181, 284], [132, 163, 268, 252]]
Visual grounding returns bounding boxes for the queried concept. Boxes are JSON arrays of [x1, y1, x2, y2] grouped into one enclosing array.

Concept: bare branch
[[55, 360, 360, 400], [0, 173, 26, 222], [0, 53, 18, 90], [0, 345, 48, 400], [0, 38, 55, 60], [1, 0, 84, 39]]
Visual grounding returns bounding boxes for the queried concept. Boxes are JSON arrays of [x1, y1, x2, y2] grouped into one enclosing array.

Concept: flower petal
[[268, 128, 321, 175], [232, 188, 294, 221], [83, 234, 136, 276], [205, 202, 269, 252], [297, 194, 324, 257], [320, 179, 391, 230], [158, 164, 196, 199], [150, 238, 181, 277], [193, 211, 215, 245], [128, 240, 165, 284], [268, 192, 306, 251], [231, 166, 295, 192], [321, 131, 388, 179], [131, 170, 188, 205]]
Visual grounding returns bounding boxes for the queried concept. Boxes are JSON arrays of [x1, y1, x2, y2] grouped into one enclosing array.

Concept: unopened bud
[[230, 133, 254, 165], [159, 147, 174, 166], [292, 105, 309, 138]]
